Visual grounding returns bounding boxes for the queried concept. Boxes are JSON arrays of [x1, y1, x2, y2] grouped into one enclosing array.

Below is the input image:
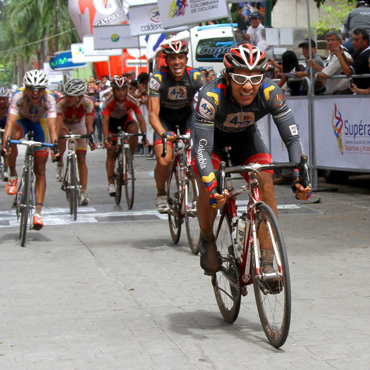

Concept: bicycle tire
[[184, 169, 200, 254], [167, 164, 181, 244], [124, 148, 135, 209], [20, 167, 32, 247], [212, 210, 241, 323], [252, 203, 291, 348], [114, 151, 123, 205], [70, 155, 78, 220]]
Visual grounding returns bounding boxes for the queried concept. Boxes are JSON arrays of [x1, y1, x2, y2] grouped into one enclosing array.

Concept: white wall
[[272, 0, 339, 29]]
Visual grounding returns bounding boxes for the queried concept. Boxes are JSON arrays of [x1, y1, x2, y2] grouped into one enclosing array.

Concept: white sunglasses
[[229, 73, 264, 85]]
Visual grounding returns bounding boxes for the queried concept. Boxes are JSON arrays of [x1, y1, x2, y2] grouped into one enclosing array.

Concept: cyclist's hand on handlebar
[[1, 145, 9, 157], [293, 181, 312, 201], [209, 188, 229, 209], [51, 140, 60, 162], [166, 131, 177, 142], [104, 138, 112, 149], [89, 140, 97, 151]]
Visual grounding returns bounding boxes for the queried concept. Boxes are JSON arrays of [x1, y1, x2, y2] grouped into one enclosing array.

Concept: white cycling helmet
[[64, 79, 87, 97], [224, 44, 269, 72], [0, 86, 10, 97], [23, 70, 49, 87]]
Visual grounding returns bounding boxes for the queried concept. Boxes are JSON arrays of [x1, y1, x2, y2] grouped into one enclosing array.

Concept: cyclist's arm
[[101, 114, 109, 140], [46, 116, 58, 144], [56, 115, 64, 136], [85, 114, 94, 137], [3, 112, 17, 142], [148, 96, 166, 137]]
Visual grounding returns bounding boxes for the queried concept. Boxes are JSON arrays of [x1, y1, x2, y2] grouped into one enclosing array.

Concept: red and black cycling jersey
[[148, 65, 205, 111]]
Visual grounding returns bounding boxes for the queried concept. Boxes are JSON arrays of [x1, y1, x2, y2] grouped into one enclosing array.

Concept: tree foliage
[[0, 0, 80, 84], [311, 0, 356, 34]]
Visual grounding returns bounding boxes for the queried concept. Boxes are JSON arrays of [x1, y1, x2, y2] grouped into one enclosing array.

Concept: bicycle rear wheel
[[252, 203, 291, 348], [212, 210, 241, 323], [20, 168, 31, 247], [69, 155, 79, 220], [114, 151, 123, 205], [167, 164, 181, 244], [123, 148, 135, 209], [184, 170, 200, 254]]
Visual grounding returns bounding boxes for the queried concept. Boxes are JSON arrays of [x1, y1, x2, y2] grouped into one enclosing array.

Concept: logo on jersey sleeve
[[224, 112, 255, 129], [149, 78, 160, 91], [261, 83, 275, 101], [167, 85, 187, 100], [289, 124, 298, 136], [274, 94, 284, 107], [199, 98, 215, 119]]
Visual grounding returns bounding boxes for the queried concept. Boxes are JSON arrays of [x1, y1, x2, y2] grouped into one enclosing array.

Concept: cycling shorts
[[153, 107, 193, 147], [61, 122, 88, 152], [0, 116, 6, 129], [108, 115, 136, 144], [193, 126, 273, 181], [16, 117, 49, 156]]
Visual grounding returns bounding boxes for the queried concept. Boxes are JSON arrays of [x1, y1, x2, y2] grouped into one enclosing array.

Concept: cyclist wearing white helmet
[[191, 44, 311, 273], [0, 86, 10, 180], [56, 79, 96, 206], [148, 40, 206, 213], [102, 75, 148, 197], [1, 69, 58, 230]]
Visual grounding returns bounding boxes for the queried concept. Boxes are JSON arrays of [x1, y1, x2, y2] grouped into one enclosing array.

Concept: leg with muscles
[[33, 152, 48, 230]]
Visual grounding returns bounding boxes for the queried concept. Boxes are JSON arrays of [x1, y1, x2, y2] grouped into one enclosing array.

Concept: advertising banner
[[68, 0, 128, 38], [71, 44, 109, 64], [269, 98, 310, 162], [93, 25, 140, 49], [129, 3, 189, 36], [157, 0, 229, 29], [83, 36, 122, 57], [49, 51, 85, 71], [313, 97, 370, 170]]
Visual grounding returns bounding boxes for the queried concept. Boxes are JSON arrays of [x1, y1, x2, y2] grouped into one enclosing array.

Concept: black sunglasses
[[28, 86, 46, 92]]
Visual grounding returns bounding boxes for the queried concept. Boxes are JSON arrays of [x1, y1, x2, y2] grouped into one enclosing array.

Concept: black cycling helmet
[[224, 44, 269, 72], [161, 40, 189, 56], [111, 75, 128, 89], [63, 79, 87, 97]]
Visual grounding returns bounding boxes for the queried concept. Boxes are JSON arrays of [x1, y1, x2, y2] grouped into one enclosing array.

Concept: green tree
[[311, 0, 356, 34], [0, 0, 80, 85]]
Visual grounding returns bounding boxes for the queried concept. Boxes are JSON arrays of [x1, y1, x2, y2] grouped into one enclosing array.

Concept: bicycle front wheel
[[184, 170, 200, 254], [252, 203, 291, 348], [123, 148, 135, 209], [114, 151, 123, 205], [20, 168, 32, 247], [167, 165, 181, 244], [69, 155, 79, 220], [212, 210, 241, 323]]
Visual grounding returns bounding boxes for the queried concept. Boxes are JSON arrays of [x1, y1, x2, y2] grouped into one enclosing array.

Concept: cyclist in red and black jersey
[[191, 44, 312, 273], [102, 75, 147, 196], [148, 40, 206, 213]]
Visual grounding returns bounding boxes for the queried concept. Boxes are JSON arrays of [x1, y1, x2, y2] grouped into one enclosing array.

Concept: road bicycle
[[211, 149, 310, 348], [161, 128, 200, 254], [6, 132, 56, 247], [108, 128, 145, 209], [58, 133, 94, 221]]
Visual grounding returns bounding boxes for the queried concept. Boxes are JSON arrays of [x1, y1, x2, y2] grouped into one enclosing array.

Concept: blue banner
[[49, 51, 85, 70]]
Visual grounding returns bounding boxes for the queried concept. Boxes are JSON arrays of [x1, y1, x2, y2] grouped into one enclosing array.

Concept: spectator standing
[[342, 0, 370, 54], [335, 28, 370, 89], [350, 55, 370, 92], [294, 39, 325, 94], [244, 12, 265, 48], [206, 69, 217, 82], [315, 30, 353, 95]]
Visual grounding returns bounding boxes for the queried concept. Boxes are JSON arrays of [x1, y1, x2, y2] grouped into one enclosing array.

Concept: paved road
[[0, 148, 369, 369]]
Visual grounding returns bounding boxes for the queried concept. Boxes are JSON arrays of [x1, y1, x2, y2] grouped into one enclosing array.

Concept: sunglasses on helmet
[[229, 73, 264, 86]]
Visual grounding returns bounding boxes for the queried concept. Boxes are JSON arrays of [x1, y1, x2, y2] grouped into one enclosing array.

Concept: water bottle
[[237, 212, 247, 247]]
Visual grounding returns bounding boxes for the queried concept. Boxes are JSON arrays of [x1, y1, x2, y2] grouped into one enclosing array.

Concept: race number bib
[[168, 86, 187, 100], [224, 112, 255, 129]]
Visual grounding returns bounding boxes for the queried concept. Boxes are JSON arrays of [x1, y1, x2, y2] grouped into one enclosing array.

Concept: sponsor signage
[[93, 24, 140, 49], [71, 43, 109, 63], [49, 51, 85, 70], [129, 3, 190, 36], [83, 36, 122, 56], [314, 97, 370, 170], [68, 0, 128, 38], [157, 0, 229, 29]]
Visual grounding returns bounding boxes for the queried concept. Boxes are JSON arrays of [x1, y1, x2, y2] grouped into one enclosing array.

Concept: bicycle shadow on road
[[0, 231, 51, 245], [166, 309, 279, 351]]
